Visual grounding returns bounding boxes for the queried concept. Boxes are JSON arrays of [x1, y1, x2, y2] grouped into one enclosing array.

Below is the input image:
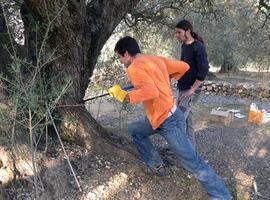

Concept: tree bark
[[0, 5, 25, 99], [20, 2, 40, 63], [219, 60, 233, 73], [219, 49, 239, 74], [0, 5, 12, 77], [219, 60, 239, 73], [23, 0, 140, 153]]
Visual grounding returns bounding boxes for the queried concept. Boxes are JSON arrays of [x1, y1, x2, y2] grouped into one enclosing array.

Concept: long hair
[[176, 20, 204, 44]]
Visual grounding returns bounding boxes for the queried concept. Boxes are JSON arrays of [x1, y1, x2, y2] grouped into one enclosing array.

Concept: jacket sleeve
[[195, 44, 209, 81], [127, 66, 159, 104], [163, 58, 190, 80]]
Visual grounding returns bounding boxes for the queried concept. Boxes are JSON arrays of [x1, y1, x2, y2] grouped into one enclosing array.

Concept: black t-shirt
[[177, 40, 209, 91]]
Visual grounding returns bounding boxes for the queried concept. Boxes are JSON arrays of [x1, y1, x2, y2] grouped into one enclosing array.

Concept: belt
[[168, 105, 177, 118]]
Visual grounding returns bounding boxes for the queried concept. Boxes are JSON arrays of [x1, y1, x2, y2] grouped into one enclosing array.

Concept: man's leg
[[159, 109, 231, 199], [178, 89, 201, 147], [128, 118, 163, 169]]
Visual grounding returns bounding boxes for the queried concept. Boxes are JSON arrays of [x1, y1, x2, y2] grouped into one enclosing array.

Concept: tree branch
[[82, 0, 140, 93]]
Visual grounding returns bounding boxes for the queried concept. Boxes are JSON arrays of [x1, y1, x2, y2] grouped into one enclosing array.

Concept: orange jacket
[[127, 55, 190, 129]]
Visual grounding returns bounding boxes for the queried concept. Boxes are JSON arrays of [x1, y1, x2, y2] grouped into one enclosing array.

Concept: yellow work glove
[[108, 84, 128, 103]]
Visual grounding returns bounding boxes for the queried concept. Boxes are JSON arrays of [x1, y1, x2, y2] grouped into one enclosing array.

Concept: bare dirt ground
[[1, 71, 270, 200], [77, 71, 270, 200], [82, 94, 270, 200]]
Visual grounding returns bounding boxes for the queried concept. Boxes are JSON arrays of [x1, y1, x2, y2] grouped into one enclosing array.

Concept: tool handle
[[80, 85, 133, 103], [122, 85, 133, 91], [80, 93, 109, 103]]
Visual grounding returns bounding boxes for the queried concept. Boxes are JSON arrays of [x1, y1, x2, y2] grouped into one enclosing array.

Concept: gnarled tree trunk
[[1, 4, 26, 99], [219, 52, 239, 74], [23, 0, 140, 155], [0, 5, 13, 78]]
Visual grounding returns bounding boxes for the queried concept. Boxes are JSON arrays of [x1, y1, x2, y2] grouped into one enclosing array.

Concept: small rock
[[134, 191, 141, 199], [207, 86, 213, 91], [86, 192, 97, 200]]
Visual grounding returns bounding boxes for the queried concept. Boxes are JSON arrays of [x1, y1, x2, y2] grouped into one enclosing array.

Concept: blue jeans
[[178, 88, 202, 147], [128, 108, 232, 200]]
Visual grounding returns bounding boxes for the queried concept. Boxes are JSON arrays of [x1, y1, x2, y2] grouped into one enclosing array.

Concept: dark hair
[[114, 36, 141, 56], [176, 19, 204, 44]]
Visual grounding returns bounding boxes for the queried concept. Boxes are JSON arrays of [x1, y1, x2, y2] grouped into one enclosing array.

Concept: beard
[[124, 61, 131, 68]]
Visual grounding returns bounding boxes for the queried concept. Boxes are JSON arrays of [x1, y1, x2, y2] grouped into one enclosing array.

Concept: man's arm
[[178, 79, 202, 101], [162, 58, 190, 80], [127, 67, 159, 104], [194, 43, 209, 87], [190, 79, 203, 92]]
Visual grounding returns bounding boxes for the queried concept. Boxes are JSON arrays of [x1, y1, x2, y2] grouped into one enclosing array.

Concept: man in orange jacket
[[114, 36, 231, 200]]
